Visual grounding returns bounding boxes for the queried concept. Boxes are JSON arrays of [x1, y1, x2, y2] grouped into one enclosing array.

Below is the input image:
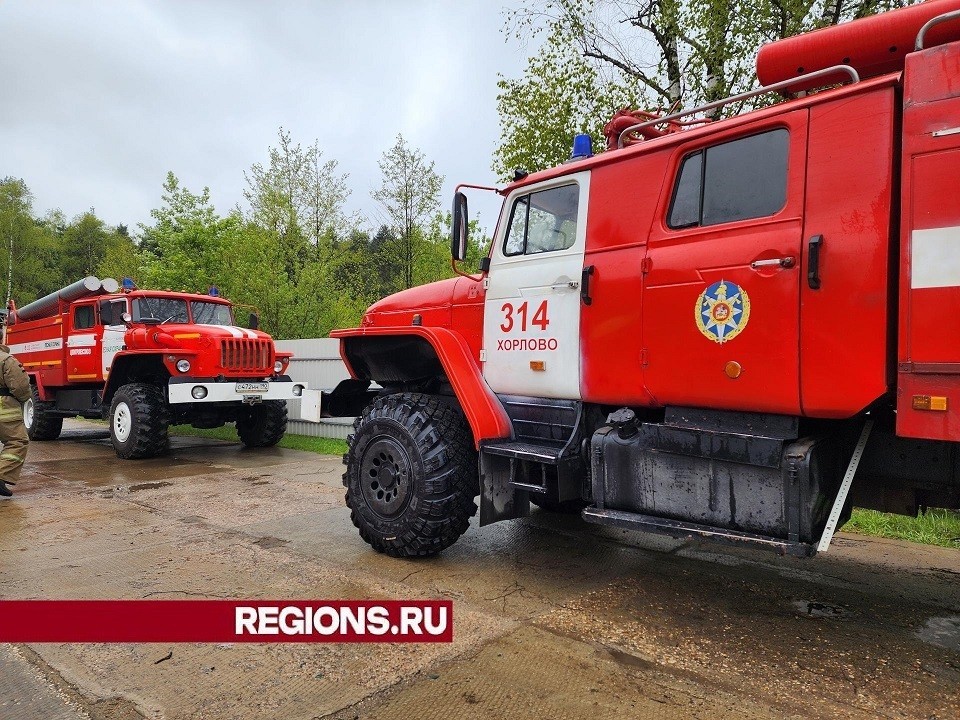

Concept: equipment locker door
[[642, 111, 809, 415], [482, 172, 590, 400]]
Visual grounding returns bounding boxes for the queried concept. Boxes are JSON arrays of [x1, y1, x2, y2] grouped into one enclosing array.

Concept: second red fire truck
[[6, 277, 306, 459]]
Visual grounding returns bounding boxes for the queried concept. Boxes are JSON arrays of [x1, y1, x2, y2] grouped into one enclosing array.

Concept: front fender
[[331, 326, 512, 448]]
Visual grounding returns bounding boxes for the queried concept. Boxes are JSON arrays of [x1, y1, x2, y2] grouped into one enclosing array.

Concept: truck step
[[482, 440, 565, 464], [498, 394, 580, 446], [581, 507, 815, 557]]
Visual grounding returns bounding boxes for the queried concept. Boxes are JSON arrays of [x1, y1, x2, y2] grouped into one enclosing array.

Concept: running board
[[581, 507, 816, 557]]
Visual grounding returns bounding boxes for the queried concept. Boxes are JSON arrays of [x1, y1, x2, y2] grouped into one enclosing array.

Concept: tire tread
[[110, 383, 169, 459], [343, 393, 477, 558]]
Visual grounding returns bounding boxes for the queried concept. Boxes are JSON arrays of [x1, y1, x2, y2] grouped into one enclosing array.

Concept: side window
[[99, 300, 126, 326], [504, 184, 579, 256], [73, 305, 95, 330], [668, 129, 789, 229]]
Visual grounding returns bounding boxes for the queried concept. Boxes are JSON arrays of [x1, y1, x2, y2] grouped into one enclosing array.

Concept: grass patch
[[844, 507, 960, 549], [169, 424, 348, 456]]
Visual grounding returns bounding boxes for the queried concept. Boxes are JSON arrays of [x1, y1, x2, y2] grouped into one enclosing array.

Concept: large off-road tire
[[236, 400, 287, 448], [109, 383, 169, 459], [343, 393, 478, 558], [23, 384, 63, 441]]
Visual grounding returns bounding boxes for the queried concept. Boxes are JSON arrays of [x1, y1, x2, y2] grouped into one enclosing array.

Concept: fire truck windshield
[[192, 301, 233, 326], [132, 297, 188, 324]]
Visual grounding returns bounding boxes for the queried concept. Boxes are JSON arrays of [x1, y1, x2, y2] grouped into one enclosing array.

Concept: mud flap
[[479, 452, 530, 526]]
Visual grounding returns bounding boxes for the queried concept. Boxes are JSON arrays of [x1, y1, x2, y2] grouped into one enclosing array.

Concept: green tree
[[494, 27, 638, 178], [497, 0, 912, 177], [244, 127, 355, 278], [371, 135, 444, 289], [0, 177, 64, 306], [138, 172, 233, 292], [97, 226, 143, 283], [61, 211, 109, 281]]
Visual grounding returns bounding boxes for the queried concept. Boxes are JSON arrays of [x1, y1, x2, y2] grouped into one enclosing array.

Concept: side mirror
[[249, 312, 259, 330], [450, 192, 468, 261], [121, 312, 132, 325]]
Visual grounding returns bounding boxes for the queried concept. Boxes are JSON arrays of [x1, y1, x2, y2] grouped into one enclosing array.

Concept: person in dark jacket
[[0, 344, 31, 497]]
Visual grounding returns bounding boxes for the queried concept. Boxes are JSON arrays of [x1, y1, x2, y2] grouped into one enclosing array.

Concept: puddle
[[917, 616, 960, 652], [253, 536, 289, 550], [29, 457, 224, 486], [128, 481, 173, 492], [791, 600, 854, 619]]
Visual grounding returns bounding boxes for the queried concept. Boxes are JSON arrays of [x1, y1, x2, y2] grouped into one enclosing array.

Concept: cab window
[[504, 184, 579, 256], [668, 129, 789, 229], [99, 299, 127, 327], [132, 297, 188, 324], [73, 305, 95, 330], [192, 301, 232, 326]]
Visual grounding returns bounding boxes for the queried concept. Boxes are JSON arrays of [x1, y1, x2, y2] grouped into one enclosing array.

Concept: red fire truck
[[321, 1, 960, 558], [6, 277, 306, 459]]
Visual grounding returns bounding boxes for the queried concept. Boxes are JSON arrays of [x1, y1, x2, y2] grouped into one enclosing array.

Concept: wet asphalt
[[0, 419, 958, 720]]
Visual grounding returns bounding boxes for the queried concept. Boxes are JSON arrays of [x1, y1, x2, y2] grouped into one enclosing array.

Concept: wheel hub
[[360, 436, 412, 519], [23, 399, 34, 429], [113, 402, 132, 442]]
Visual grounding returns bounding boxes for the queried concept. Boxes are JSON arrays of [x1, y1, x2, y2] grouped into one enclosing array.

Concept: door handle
[[581, 265, 595, 305], [750, 256, 795, 270], [808, 235, 823, 289], [551, 281, 579, 291]]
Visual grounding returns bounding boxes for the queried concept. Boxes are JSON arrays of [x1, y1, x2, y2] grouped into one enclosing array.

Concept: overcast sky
[[1, 0, 535, 236]]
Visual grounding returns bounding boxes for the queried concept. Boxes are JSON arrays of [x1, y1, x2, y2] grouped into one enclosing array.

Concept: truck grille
[[220, 339, 271, 372]]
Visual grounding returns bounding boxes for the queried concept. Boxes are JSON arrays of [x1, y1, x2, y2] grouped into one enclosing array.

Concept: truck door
[[642, 111, 809, 415], [99, 298, 128, 378], [66, 301, 101, 382], [483, 172, 590, 400]]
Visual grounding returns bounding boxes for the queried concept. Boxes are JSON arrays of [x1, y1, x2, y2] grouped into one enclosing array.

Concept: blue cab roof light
[[571, 133, 593, 160], [208, 285, 219, 297], [121, 277, 137, 291]]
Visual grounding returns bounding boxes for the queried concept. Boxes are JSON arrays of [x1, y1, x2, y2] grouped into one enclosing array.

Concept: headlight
[[176, 359, 191, 373], [191, 386, 208, 399], [292, 384, 303, 397], [274, 360, 284, 374]]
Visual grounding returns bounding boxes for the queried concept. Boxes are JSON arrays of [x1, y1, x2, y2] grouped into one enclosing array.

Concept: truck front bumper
[[168, 378, 308, 404]]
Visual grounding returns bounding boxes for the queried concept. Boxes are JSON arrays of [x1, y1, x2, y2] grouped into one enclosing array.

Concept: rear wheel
[[343, 393, 478, 557], [236, 400, 287, 447], [24, 384, 63, 441], [109, 383, 169, 459]]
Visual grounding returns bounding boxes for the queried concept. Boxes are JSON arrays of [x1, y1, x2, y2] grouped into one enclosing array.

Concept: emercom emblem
[[695, 280, 751, 344]]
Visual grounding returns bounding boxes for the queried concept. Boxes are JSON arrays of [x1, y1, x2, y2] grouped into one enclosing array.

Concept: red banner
[[0, 600, 453, 643]]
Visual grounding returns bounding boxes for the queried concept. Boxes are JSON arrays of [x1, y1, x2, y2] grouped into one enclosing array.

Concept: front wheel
[[24, 384, 63, 441], [109, 383, 169, 459], [236, 400, 287, 447], [343, 393, 478, 558]]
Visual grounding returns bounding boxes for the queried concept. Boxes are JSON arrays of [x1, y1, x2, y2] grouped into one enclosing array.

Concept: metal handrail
[[915, 9, 960, 50], [617, 64, 861, 149]]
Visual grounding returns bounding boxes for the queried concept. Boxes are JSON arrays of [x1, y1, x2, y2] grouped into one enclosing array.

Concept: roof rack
[[916, 9, 960, 50], [617, 64, 860, 149]]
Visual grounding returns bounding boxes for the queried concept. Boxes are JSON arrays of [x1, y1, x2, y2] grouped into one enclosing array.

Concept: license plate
[[236, 382, 269, 394]]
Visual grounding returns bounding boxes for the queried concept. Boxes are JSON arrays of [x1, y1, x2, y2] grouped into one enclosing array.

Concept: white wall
[[275, 338, 354, 440]]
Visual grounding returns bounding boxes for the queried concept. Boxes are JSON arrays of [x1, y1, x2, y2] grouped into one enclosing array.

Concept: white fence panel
[[275, 338, 354, 440]]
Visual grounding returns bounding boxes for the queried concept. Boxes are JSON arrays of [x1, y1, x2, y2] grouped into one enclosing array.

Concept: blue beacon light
[[571, 133, 593, 160]]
